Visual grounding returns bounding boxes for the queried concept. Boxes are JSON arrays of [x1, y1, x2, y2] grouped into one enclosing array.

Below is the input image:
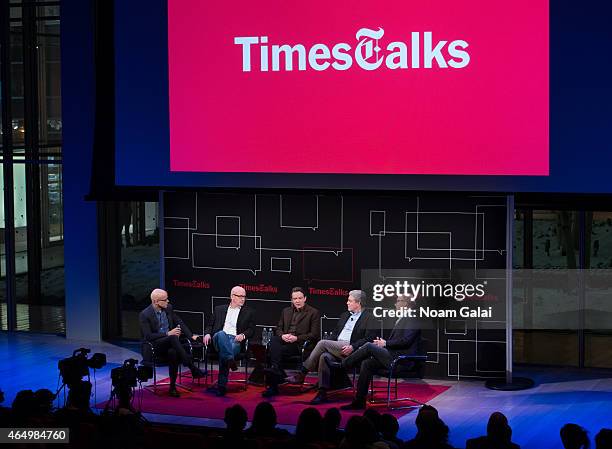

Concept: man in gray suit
[[287, 290, 376, 404]]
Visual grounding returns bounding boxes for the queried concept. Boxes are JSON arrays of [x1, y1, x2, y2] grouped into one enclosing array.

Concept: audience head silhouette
[[487, 411, 513, 444], [11, 390, 37, 420], [363, 408, 383, 433], [34, 389, 55, 415], [251, 401, 277, 432], [413, 405, 450, 445], [296, 407, 322, 443], [561, 423, 590, 449], [224, 404, 248, 433], [342, 415, 380, 449], [595, 429, 612, 449], [380, 413, 400, 441], [323, 407, 341, 431]]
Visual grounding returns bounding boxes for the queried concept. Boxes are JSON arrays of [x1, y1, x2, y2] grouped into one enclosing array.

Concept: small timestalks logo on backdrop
[[234, 27, 470, 72]]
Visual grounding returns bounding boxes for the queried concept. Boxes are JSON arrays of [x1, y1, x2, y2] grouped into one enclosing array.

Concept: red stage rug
[[96, 373, 451, 426]]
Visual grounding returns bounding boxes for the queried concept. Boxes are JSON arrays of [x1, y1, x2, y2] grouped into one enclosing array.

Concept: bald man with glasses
[[139, 288, 206, 397], [203, 286, 256, 396]]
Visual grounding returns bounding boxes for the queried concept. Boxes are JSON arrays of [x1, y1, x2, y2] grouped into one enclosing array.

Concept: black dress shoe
[[207, 385, 227, 397], [227, 358, 238, 371], [168, 387, 181, 398], [190, 366, 207, 379], [340, 399, 366, 410], [309, 390, 328, 405], [262, 386, 279, 398], [286, 372, 306, 384]]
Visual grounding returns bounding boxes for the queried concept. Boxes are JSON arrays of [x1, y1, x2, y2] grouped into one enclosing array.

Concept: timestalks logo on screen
[[234, 27, 470, 72]]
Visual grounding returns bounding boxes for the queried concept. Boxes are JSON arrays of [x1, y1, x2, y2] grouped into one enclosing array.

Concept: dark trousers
[[268, 336, 300, 371], [343, 342, 392, 401], [151, 335, 192, 386]]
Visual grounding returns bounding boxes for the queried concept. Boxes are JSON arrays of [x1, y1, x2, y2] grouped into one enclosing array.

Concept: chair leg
[[208, 356, 215, 385], [243, 357, 249, 391], [145, 363, 192, 394], [370, 378, 375, 402], [387, 375, 392, 409], [144, 361, 159, 394], [395, 376, 398, 399]]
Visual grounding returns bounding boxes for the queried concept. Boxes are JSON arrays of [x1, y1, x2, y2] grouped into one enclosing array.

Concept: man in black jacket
[[340, 294, 421, 410], [203, 286, 256, 396], [287, 290, 376, 404], [262, 286, 321, 397], [139, 288, 206, 397]]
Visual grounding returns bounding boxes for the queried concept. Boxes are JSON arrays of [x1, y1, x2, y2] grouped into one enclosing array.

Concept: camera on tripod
[[111, 358, 152, 389], [58, 348, 107, 386]]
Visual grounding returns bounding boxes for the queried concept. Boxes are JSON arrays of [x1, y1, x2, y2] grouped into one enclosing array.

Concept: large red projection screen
[[168, 0, 549, 176]]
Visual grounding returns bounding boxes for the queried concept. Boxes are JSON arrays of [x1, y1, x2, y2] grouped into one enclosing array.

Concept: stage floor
[[1, 333, 611, 448]]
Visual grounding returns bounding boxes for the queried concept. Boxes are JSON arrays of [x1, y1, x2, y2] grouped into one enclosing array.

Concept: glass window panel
[[39, 163, 64, 333], [121, 202, 160, 339], [37, 19, 61, 152], [9, 4, 22, 19], [37, 5, 60, 19], [533, 210, 580, 269], [2, 1, 63, 333], [585, 334, 612, 369], [10, 22, 24, 148], [0, 165, 6, 330], [0, 28, 3, 153], [584, 212, 612, 368], [514, 210, 580, 366], [513, 210, 524, 269]]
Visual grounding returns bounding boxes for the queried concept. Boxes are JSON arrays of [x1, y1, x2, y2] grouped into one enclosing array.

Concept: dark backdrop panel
[[164, 191, 508, 379]]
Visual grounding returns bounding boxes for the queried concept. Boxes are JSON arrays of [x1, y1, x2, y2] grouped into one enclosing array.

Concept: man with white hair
[[203, 286, 256, 396], [139, 288, 206, 397], [286, 290, 376, 404]]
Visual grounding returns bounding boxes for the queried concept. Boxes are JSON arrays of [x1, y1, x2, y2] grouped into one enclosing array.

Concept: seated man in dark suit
[[139, 288, 206, 397], [340, 294, 421, 410], [262, 286, 321, 397], [287, 290, 377, 404], [203, 286, 256, 396]]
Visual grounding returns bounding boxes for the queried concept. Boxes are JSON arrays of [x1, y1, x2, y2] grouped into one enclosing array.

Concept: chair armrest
[[389, 354, 427, 372], [395, 354, 428, 362], [300, 339, 315, 352]]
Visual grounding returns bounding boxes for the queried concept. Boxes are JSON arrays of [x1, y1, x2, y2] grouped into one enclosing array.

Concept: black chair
[[206, 339, 250, 390], [267, 339, 318, 391], [141, 338, 201, 394], [172, 309, 208, 381], [368, 339, 429, 410]]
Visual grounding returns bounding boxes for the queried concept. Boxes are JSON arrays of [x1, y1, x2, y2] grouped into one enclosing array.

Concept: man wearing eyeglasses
[[139, 288, 206, 397], [339, 294, 422, 410], [203, 286, 256, 396]]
